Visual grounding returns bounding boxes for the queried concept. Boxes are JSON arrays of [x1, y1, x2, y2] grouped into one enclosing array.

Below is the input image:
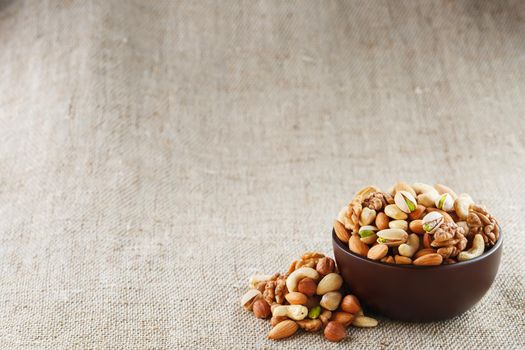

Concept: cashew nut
[[458, 234, 485, 261], [398, 233, 420, 258], [412, 182, 438, 195], [454, 193, 474, 220], [272, 305, 308, 320], [316, 273, 343, 295], [434, 183, 458, 199], [248, 274, 273, 288], [286, 267, 320, 292]]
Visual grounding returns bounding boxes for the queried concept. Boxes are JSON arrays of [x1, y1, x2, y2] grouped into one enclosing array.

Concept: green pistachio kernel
[[405, 198, 416, 212], [359, 230, 375, 238], [308, 305, 321, 319], [378, 237, 387, 243], [438, 194, 447, 209], [423, 223, 432, 232]]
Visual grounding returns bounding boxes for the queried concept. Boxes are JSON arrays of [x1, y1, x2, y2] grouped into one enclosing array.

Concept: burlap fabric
[[0, 1, 523, 349]]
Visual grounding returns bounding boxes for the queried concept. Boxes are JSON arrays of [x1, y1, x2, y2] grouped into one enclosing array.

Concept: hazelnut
[[304, 295, 320, 310], [316, 257, 336, 276], [340, 294, 361, 314], [252, 299, 271, 319], [297, 278, 316, 297], [330, 311, 354, 327], [324, 321, 346, 342]]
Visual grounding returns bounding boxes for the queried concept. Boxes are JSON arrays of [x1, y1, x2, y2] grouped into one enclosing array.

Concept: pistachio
[[393, 181, 416, 197], [435, 193, 454, 211], [422, 212, 444, 233], [316, 273, 343, 295], [454, 193, 474, 220], [384, 204, 408, 220], [320, 291, 343, 311], [358, 225, 378, 244], [241, 289, 262, 310], [308, 305, 321, 319], [398, 233, 420, 257], [377, 228, 408, 247], [359, 207, 376, 226], [394, 191, 417, 213], [426, 207, 454, 223], [417, 191, 440, 207], [389, 220, 408, 231]]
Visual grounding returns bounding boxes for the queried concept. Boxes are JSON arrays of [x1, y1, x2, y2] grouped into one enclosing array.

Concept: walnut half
[[467, 205, 499, 246]]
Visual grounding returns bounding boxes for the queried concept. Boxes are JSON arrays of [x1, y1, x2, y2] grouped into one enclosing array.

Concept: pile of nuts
[[241, 252, 378, 342], [334, 182, 500, 265]]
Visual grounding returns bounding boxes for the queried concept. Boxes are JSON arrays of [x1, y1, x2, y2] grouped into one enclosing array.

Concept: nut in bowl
[[332, 182, 503, 322]]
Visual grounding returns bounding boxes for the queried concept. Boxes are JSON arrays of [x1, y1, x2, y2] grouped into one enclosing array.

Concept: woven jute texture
[[0, 1, 524, 349]]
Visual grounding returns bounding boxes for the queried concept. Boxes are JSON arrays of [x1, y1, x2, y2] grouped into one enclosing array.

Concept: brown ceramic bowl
[[332, 230, 502, 322]]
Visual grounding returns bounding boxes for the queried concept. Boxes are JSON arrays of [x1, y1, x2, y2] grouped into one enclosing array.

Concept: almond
[[423, 233, 431, 248], [381, 255, 395, 264], [340, 294, 361, 314], [413, 253, 443, 266], [375, 212, 390, 230], [331, 311, 354, 326], [334, 220, 350, 243], [367, 243, 388, 260], [349, 234, 369, 257], [285, 292, 307, 305], [414, 248, 436, 259], [324, 321, 346, 342], [394, 255, 412, 264], [409, 219, 425, 234], [268, 320, 298, 340], [408, 205, 426, 220], [270, 316, 288, 327]]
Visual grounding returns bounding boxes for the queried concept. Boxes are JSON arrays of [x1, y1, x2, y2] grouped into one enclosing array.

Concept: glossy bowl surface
[[332, 230, 502, 322]]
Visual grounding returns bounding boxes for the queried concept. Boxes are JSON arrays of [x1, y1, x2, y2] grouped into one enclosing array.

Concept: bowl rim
[[332, 227, 502, 270]]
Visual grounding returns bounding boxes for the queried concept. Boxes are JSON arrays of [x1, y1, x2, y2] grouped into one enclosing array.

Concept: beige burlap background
[[0, 0, 524, 349]]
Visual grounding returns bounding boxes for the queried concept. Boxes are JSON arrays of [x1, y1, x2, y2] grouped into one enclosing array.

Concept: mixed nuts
[[335, 182, 500, 265], [241, 252, 378, 342]]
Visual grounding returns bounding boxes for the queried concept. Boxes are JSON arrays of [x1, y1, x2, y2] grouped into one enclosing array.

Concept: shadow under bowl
[[332, 230, 502, 322]]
